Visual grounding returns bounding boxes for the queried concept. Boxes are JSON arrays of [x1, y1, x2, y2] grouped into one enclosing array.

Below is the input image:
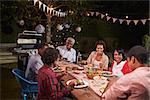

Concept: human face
[[114, 50, 123, 63], [38, 46, 48, 56], [96, 45, 104, 54], [127, 56, 139, 70], [66, 40, 73, 50]]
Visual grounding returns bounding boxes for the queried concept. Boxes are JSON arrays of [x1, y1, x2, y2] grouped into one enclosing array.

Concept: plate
[[101, 71, 113, 77], [66, 79, 88, 89], [77, 66, 84, 70], [73, 70, 81, 74]]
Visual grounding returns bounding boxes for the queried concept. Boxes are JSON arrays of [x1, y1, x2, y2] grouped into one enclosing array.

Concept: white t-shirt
[[56, 45, 76, 63], [112, 60, 127, 77]]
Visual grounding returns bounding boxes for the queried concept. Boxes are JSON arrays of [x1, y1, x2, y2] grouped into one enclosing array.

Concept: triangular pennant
[[119, 19, 124, 24], [126, 20, 131, 25], [55, 11, 58, 16], [90, 12, 94, 16], [47, 7, 49, 13], [101, 14, 105, 19], [141, 19, 146, 24], [62, 13, 64, 17], [43, 4, 46, 12], [57, 12, 60, 17], [50, 8, 53, 15], [34, 0, 38, 5], [53, 10, 55, 16], [39, 1, 42, 9], [64, 13, 67, 17], [96, 12, 100, 16], [60, 13, 62, 17], [106, 16, 111, 21], [133, 20, 139, 25], [112, 18, 117, 23]]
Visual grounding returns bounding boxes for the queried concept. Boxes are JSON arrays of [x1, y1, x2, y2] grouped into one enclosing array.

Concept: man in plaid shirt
[[38, 48, 71, 100]]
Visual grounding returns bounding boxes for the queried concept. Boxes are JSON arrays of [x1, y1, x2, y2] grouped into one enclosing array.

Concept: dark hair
[[41, 47, 59, 66], [95, 40, 106, 51], [127, 45, 149, 64], [114, 48, 126, 61], [35, 43, 48, 49]]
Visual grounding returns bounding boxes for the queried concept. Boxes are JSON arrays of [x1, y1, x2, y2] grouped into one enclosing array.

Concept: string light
[[126, 16, 128, 19]]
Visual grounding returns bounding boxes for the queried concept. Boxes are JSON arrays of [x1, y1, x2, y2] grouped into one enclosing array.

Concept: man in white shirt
[[56, 37, 76, 63], [25, 43, 48, 81]]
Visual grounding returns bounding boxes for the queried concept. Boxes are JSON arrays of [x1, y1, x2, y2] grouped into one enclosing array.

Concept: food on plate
[[76, 79, 84, 85], [67, 79, 84, 86], [68, 79, 77, 87]]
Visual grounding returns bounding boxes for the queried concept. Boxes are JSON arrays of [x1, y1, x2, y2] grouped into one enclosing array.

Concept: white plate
[[66, 79, 89, 89]]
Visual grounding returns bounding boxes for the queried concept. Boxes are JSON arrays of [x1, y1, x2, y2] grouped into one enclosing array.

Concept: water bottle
[[77, 52, 82, 63]]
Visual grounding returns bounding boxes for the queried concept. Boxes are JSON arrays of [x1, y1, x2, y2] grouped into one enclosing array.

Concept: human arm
[[102, 75, 131, 100], [103, 55, 109, 70], [86, 51, 95, 64]]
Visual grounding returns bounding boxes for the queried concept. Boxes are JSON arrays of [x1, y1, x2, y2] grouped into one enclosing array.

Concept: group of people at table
[[25, 37, 150, 100]]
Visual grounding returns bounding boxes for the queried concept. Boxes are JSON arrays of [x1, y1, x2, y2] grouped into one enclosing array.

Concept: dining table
[[55, 61, 118, 100]]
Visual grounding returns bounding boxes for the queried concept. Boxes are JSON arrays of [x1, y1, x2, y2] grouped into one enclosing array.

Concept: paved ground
[[0, 43, 20, 99]]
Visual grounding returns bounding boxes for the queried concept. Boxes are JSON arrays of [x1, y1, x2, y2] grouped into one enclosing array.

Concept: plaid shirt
[[38, 65, 69, 100]]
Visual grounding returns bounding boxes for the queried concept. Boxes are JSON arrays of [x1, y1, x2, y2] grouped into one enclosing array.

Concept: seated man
[[25, 43, 49, 81], [56, 37, 76, 63], [38, 47, 72, 99], [102, 45, 150, 100]]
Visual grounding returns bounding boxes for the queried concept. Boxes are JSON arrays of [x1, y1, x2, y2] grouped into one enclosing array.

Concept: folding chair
[[12, 68, 38, 100]]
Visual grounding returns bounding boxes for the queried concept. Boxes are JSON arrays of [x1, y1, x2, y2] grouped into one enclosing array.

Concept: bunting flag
[[96, 12, 100, 16], [126, 20, 131, 25], [141, 19, 147, 24], [133, 20, 139, 25], [34, 0, 38, 5], [101, 14, 105, 19], [86, 11, 149, 25], [33, 0, 67, 17], [39, 1, 42, 9], [43, 4, 46, 12], [47, 7, 49, 13], [90, 12, 94, 16], [49, 8, 53, 14], [119, 19, 124, 24], [112, 18, 117, 23], [106, 16, 111, 21]]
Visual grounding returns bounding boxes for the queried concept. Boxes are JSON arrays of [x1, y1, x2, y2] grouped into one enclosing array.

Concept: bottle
[[77, 52, 82, 63]]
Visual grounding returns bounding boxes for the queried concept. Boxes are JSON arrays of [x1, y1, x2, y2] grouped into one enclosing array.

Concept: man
[[102, 45, 150, 100], [25, 43, 49, 81], [38, 47, 72, 100], [56, 37, 76, 63]]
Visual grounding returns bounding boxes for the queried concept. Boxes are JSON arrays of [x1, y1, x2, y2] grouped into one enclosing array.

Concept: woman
[[110, 48, 132, 77], [85, 40, 109, 70], [37, 47, 71, 100]]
